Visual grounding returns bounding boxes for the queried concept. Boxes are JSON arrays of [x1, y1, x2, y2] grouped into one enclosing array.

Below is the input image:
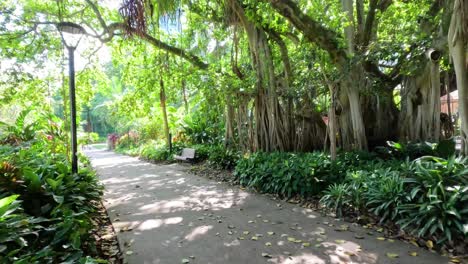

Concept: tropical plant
[[397, 156, 468, 243], [320, 183, 352, 217]]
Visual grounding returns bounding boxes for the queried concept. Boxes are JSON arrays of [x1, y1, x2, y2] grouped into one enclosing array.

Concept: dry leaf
[[410, 240, 419, 247], [251, 236, 259, 241], [181, 259, 190, 264], [267, 232, 275, 236], [243, 231, 250, 235], [287, 237, 296, 242], [126, 251, 133, 255], [376, 237, 386, 241], [302, 242, 311, 247], [425, 240, 433, 249], [409, 252, 418, 256], [386, 253, 399, 258], [335, 239, 345, 244], [450, 258, 461, 263], [265, 242, 272, 246], [261, 252, 272, 258]]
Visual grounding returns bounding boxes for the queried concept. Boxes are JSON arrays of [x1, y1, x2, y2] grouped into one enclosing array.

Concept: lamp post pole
[[58, 22, 85, 175], [68, 46, 78, 174]]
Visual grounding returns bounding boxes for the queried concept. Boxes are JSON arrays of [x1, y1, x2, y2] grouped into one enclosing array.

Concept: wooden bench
[[174, 148, 196, 162]]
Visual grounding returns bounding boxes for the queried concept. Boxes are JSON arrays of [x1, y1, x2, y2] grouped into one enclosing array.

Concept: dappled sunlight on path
[[86, 148, 449, 264]]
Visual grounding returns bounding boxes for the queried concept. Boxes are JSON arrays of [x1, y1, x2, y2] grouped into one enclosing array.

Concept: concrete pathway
[[86, 148, 450, 264]]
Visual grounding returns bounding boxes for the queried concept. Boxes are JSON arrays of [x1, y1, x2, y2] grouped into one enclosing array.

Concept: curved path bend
[[86, 148, 450, 264]]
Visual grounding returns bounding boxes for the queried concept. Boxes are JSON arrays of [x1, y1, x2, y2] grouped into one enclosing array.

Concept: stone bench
[[174, 148, 195, 162]]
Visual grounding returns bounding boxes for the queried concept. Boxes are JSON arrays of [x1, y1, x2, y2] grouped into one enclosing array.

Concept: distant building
[[441, 90, 458, 115]]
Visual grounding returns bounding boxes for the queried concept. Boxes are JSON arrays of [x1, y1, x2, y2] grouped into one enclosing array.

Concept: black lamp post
[[57, 22, 85, 174]]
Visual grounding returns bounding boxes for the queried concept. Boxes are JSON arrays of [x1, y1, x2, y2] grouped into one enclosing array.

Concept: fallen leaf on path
[[251, 236, 259, 241], [181, 259, 190, 263], [450, 258, 461, 263], [316, 238, 324, 242], [263, 219, 269, 223], [261, 252, 272, 258], [388, 239, 395, 243], [243, 231, 250, 235], [228, 231, 233, 235], [265, 242, 272, 246], [425, 240, 433, 249], [410, 240, 419, 247], [257, 214, 262, 218], [283, 251, 291, 256], [238, 236, 245, 240], [126, 251, 133, 255], [344, 251, 355, 256], [228, 225, 235, 229], [248, 220, 255, 224], [376, 237, 385, 241], [409, 252, 418, 256], [287, 237, 296, 242], [354, 234, 364, 239], [335, 240, 345, 244], [267, 231, 275, 236], [302, 242, 311, 247], [189, 256, 195, 259], [386, 253, 399, 258]]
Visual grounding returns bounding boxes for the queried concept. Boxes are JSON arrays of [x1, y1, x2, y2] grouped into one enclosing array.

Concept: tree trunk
[[448, 0, 468, 154], [399, 55, 441, 142], [328, 84, 337, 160], [182, 79, 189, 113], [225, 94, 236, 147], [159, 78, 171, 147]]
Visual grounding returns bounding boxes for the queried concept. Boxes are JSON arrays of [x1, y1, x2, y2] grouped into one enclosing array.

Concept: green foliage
[[206, 145, 240, 170], [116, 131, 140, 150], [375, 140, 456, 160], [234, 152, 345, 198], [397, 156, 468, 244], [138, 141, 184, 162], [0, 111, 103, 263], [78, 132, 100, 146], [319, 155, 468, 245], [320, 183, 352, 217]]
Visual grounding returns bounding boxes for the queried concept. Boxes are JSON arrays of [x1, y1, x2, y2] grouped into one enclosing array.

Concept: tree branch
[[267, 0, 348, 66]]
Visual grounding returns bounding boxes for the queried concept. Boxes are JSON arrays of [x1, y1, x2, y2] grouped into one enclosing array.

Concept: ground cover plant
[[0, 110, 104, 263]]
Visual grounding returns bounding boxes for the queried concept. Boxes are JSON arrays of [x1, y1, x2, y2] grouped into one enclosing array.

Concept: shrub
[[365, 170, 406, 223], [234, 152, 341, 198], [190, 144, 211, 161], [397, 156, 468, 244], [375, 140, 456, 160], [320, 183, 352, 217], [207, 145, 240, 170], [0, 111, 103, 262], [139, 141, 184, 162]]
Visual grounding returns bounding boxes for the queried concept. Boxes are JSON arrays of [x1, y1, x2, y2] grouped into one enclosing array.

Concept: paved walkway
[[86, 148, 450, 264]]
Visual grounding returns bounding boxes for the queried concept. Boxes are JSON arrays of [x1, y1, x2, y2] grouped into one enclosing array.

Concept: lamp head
[[57, 22, 86, 49]]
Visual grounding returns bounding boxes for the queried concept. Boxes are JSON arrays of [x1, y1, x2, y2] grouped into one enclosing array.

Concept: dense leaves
[[0, 111, 103, 263]]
